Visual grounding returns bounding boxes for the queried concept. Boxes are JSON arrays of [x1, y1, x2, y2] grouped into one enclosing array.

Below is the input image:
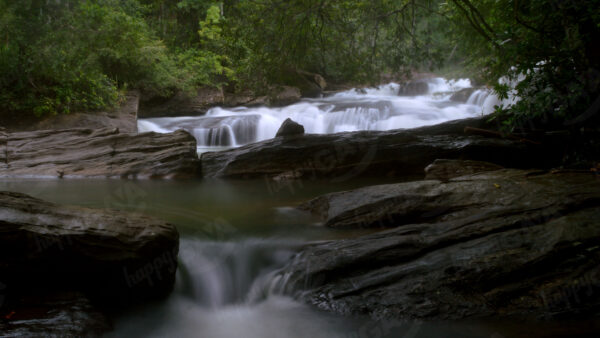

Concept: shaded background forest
[[1, 0, 598, 129]]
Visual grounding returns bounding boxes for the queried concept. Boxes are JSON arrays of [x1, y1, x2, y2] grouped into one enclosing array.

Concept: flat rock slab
[[0, 191, 179, 306], [0, 128, 199, 178], [280, 170, 600, 321], [200, 118, 560, 180]]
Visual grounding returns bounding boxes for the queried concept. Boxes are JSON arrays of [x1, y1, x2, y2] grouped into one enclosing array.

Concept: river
[[1, 79, 537, 337]]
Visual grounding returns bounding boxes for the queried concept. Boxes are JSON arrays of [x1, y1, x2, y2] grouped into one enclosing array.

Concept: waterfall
[[138, 77, 499, 153]]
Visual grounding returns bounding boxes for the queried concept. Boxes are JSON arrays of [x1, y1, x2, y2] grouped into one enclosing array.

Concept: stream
[[138, 78, 501, 153], [1, 79, 534, 337]]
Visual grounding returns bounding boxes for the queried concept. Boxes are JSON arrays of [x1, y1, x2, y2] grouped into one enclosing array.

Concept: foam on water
[[138, 77, 506, 153]]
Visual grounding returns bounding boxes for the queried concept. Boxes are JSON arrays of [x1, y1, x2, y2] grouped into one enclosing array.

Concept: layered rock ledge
[[280, 169, 600, 320], [200, 118, 560, 180], [0, 128, 199, 178], [0, 191, 180, 335]]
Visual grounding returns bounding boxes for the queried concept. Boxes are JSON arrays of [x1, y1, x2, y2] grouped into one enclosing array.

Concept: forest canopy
[[0, 0, 598, 128]]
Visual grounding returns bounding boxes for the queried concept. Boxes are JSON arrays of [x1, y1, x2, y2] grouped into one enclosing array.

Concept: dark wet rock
[[282, 170, 600, 320], [0, 191, 179, 306], [0, 128, 199, 178], [398, 80, 430, 96], [139, 87, 224, 118], [449, 87, 477, 103], [424, 159, 504, 181], [200, 117, 560, 179], [0, 292, 111, 337], [276, 118, 305, 138]]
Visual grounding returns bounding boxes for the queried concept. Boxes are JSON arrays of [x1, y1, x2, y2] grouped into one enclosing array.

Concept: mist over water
[[138, 78, 501, 153]]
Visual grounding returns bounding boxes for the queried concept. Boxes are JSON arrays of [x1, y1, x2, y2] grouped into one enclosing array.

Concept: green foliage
[[443, 0, 600, 130], [0, 0, 227, 117], [2, 0, 598, 129], [221, 0, 449, 87]]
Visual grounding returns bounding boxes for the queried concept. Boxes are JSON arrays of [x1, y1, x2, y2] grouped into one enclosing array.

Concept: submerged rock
[[281, 170, 600, 320], [0, 128, 199, 178], [276, 118, 305, 138], [200, 117, 559, 179]]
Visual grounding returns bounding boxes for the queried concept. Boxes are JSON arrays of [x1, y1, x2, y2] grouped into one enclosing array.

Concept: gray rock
[[139, 87, 224, 118], [449, 87, 476, 103], [1, 128, 199, 178], [200, 117, 560, 179], [424, 159, 504, 181], [398, 80, 430, 96], [26, 91, 140, 133], [269, 86, 302, 106], [281, 170, 600, 320], [0, 191, 179, 305], [276, 118, 305, 138]]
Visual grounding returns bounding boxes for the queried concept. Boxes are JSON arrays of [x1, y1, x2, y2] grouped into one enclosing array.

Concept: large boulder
[[1, 128, 200, 178], [200, 117, 561, 179], [2, 92, 140, 133], [139, 87, 225, 118], [279, 170, 600, 320], [276, 118, 305, 138], [398, 80, 430, 96], [449, 87, 476, 103], [269, 86, 302, 106], [0, 191, 180, 334], [0, 191, 179, 304]]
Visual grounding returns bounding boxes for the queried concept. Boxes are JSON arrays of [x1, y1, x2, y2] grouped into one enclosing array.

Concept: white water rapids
[[138, 78, 506, 153]]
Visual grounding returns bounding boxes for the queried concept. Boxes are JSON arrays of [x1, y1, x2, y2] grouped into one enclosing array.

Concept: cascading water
[[138, 77, 505, 153], [109, 238, 365, 338]]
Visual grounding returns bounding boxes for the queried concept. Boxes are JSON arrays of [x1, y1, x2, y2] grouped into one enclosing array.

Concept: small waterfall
[[138, 77, 503, 153], [176, 238, 300, 307]]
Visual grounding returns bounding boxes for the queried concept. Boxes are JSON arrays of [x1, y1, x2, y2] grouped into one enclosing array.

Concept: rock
[[224, 91, 269, 107], [0, 191, 179, 305], [276, 118, 305, 138], [269, 86, 302, 106], [284, 70, 325, 98], [280, 170, 600, 320], [1, 128, 200, 178], [139, 87, 224, 118], [3, 91, 140, 133], [0, 292, 111, 336], [424, 159, 504, 181], [398, 80, 430, 96], [449, 87, 476, 103], [314, 74, 327, 90], [200, 117, 561, 179]]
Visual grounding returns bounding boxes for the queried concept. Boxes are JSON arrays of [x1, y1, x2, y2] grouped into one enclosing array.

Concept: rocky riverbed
[[277, 166, 600, 321]]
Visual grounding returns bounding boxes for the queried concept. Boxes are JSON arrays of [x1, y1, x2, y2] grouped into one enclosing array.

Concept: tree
[[443, 0, 600, 129]]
